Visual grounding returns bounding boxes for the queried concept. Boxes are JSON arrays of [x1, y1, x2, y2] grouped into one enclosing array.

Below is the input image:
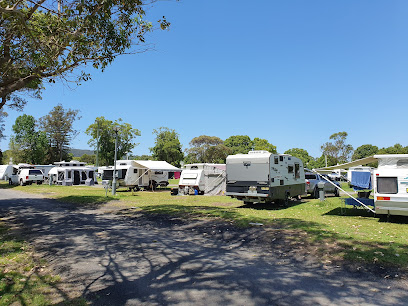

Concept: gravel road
[[0, 189, 407, 305]]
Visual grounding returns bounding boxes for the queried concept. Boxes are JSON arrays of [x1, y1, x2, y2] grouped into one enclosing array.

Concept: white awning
[[316, 156, 377, 171], [134, 160, 181, 171]]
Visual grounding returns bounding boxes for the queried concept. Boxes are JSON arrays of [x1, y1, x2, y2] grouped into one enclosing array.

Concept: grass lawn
[[0, 219, 86, 305], [3, 182, 408, 270]]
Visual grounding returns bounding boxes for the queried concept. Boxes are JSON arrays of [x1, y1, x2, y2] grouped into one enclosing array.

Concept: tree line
[[2, 108, 407, 168]]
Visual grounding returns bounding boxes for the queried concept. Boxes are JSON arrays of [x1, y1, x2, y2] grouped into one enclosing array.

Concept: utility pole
[[95, 121, 100, 168], [112, 126, 120, 195]]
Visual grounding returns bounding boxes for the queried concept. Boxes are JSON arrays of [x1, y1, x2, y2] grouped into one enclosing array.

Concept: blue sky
[[2, 0, 408, 158]]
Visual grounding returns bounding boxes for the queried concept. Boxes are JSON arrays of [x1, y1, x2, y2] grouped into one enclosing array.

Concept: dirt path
[[0, 189, 407, 305]]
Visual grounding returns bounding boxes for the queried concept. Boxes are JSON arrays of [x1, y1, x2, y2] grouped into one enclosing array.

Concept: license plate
[[248, 186, 257, 194]]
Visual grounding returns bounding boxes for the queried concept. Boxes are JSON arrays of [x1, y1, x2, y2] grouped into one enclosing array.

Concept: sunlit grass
[[3, 181, 408, 269]]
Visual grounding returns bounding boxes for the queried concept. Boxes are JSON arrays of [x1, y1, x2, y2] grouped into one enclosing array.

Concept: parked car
[[10, 166, 45, 186], [305, 172, 340, 198]]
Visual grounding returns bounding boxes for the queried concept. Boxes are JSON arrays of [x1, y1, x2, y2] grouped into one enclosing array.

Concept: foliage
[[0, 110, 7, 141], [78, 153, 96, 164], [352, 144, 379, 160], [39, 104, 80, 162], [86, 117, 140, 166], [378, 143, 408, 154], [224, 135, 253, 154], [150, 127, 183, 167], [321, 132, 353, 165], [130, 154, 152, 160], [185, 135, 230, 164], [0, 0, 172, 109], [11, 114, 48, 163], [284, 148, 315, 169], [314, 154, 338, 168], [252, 138, 277, 153]]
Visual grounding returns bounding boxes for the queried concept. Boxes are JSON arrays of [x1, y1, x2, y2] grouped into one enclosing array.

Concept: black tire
[[334, 188, 340, 197], [243, 201, 251, 205], [283, 193, 289, 207]]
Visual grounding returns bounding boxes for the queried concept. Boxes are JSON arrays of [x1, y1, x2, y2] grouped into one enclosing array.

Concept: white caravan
[[100, 160, 180, 190], [48, 160, 96, 185], [0, 165, 14, 180], [226, 151, 305, 205], [179, 163, 226, 196], [373, 155, 408, 216]]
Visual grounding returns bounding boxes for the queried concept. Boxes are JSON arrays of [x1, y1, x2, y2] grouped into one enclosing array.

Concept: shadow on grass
[[324, 207, 375, 218], [56, 195, 118, 208], [0, 183, 16, 190], [139, 203, 408, 268], [239, 199, 303, 211]]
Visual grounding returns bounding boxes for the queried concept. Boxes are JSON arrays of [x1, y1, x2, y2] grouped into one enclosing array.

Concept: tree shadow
[[56, 196, 118, 209], [238, 199, 304, 211]]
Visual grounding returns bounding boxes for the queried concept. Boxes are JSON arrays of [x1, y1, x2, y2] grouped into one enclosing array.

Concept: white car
[[10, 168, 45, 186]]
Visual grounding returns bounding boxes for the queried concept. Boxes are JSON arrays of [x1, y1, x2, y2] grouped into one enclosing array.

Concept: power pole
[[95, 121, 100, 168]]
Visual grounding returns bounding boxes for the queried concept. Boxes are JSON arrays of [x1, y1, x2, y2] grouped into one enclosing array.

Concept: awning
[[316, 156, 377, 171], [134, 160, 181, 171]]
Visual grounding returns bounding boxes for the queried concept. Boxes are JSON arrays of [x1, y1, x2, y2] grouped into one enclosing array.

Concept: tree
[[352, 144, 379, 160], [11, 114, 48, 163], [321, 132, 353, 164], [39, 104, 80, 162], [378, 144, 408, 154], [150, 127, 183, 167], [284, 148, 315, 169], [185, 135, 230, 164], [0, 110, 7, 141], [252, 138, 277, 153], [78, 153, 96, 165], [224, 135, 253, 155], [0, 0, 171, 109], [129, 154, 153, 160], [86, 117, 140, 166]]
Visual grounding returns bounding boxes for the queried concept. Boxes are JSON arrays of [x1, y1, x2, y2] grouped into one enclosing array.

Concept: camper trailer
[[373, 155, 408, 216], [178, 163, 226, 195], [226, 151, 305, 205], [0, 164, 14, 180], [48, 160, 96, 186], [100, 160, 180, 190]]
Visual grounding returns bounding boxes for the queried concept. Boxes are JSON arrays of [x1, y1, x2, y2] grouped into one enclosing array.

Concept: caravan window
[[120, 163, 127, 165], [58, 171, 65, 181], [397, 159, 408, 167], [89, 171, 94, 180], [377, 177, 398, 194], [120, 169, 127, 179], [155, 171, 163, 175], [133, 169, 138, 174], [274, 157, 279, 164], [82, 171, 87, 180], [102, 170, 113, 180], [67, 171, 72, 179], [295, 164, 300, 179], [191, 166, 198, 169], [279, 156, 284, 162], [288, 165, 294, 173]]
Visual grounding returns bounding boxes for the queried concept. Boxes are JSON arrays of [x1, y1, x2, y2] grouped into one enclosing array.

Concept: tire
[[37, 181, 42, 185], [334, 188, 340, 197], [20, 179, 25, 186]]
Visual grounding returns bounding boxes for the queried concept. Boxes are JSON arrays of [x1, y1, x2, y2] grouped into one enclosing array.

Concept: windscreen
[[29, 170, 43, 175]]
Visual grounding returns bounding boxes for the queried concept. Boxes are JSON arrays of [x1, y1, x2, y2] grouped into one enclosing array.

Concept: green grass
[[4, 181, 408, 269], [0, 220, 87, 305], [168, 179, 179, 186]]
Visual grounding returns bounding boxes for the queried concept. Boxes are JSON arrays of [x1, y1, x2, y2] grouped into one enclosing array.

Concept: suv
[[10, 168, 45, 186], [305, 172, 340, 198]]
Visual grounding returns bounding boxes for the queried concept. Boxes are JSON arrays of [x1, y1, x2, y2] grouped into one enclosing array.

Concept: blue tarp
[[345, 198, 375, 207], [351, 171, 372, 190]]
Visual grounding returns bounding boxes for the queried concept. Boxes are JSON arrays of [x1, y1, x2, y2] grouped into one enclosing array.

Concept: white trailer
[[373, 155, 408, 216], [226, 151, 305, 205], [0, 164, 14, 180], [100, 160, 180, 190], [48, 160, 97, 185], [179, 163, 226, 196]]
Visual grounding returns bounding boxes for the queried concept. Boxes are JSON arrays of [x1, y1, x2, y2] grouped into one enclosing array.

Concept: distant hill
[[70, 149, 95, 157]]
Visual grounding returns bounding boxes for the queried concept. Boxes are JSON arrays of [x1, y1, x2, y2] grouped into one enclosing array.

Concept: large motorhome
[[373, 154, 408, 216], [226, 151, 305, 205], [178, 163, 226, 196], [100, 160, 180, 190]]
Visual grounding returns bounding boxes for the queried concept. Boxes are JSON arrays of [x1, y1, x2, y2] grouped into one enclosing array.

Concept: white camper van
[[226, 151, 305, 205], [373, 155, 408, 216], [179, 163, 226, 195]]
